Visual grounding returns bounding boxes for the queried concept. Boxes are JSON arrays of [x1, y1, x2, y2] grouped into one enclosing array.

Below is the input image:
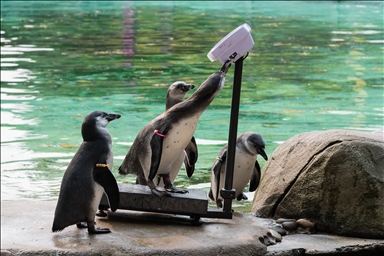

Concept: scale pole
[[222, 56, 244, 213]]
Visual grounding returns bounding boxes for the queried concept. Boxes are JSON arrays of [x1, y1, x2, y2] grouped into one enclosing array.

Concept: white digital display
[[207, 23, 254, 64]]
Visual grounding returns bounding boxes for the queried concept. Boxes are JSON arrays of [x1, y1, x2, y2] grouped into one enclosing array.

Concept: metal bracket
[[220, 188, 236, 199]]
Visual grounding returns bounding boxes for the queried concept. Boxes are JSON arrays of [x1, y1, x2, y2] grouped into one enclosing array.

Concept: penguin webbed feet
[[151, 187, 172, 198], [89, 227, 111, 234], [161, 174, 189, 194], [216, 199, 223, 208], [87, 221, 111, 234], [147, 179, 172, 197], [76, 221, 111, 234], [96, 204, 109, 217], [96, 210, 108, 217], [165, 185, 189, 194]]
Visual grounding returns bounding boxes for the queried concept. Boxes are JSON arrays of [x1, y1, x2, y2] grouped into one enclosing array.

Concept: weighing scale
[[100, 24, 255, 223]]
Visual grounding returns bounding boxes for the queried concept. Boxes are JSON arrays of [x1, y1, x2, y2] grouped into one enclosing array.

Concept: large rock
[[251, 129, 384, 239]]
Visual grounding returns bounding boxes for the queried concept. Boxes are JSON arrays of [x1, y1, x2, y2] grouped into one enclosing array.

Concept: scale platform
[[100, 183, 208, 217], [99, 183, 232, 221]]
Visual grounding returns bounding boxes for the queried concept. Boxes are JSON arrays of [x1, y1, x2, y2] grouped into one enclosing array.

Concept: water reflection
[[0, 1, 383, 206], [1, 69, 36, 82]]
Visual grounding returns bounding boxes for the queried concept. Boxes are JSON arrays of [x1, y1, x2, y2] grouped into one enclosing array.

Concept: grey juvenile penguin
[[52, 111, 120, 234], [208, 132, 268, 208], [135, 81, 198, 186], [119, 61, 232, 197]]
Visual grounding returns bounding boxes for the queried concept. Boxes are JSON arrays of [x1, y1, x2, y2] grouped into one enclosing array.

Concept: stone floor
[[1, 201, 383, 255]]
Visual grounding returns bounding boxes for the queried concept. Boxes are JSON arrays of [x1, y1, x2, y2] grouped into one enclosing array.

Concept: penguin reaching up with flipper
[[52, 111, 120, 234], [209, 132, 268, 208], [135, 81, 198, 186], [119, 61, 232, 197], [166, 82, 198, 180]]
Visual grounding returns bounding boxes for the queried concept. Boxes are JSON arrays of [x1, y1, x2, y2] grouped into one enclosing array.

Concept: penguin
[[208, 132, 268, 208], [166, 82, 198, 181], [164, 81, 198, 184], [135, 81, 198, 186], [165, 81, 195, 110], [52, 111, 121, 234], [119, 61, 232, 197]]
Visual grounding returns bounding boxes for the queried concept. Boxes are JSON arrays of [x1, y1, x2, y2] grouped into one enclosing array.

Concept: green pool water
[[1, 1, 383, 211]]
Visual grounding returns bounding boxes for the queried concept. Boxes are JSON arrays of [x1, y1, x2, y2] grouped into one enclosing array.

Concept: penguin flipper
[[184, 136, 198, 178], [93, 166, 120, 212], [249, 160, 261, 192], [149, 134, 163, 181], [212, 149, 227, 202]]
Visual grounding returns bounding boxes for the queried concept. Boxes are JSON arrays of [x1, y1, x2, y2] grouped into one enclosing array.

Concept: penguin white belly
[[157, 116, 200, 175], [91, 182, 105, 216], [103, 145, 114, 203], [156, 152, 184, 186], [232, 151, 256, 198]]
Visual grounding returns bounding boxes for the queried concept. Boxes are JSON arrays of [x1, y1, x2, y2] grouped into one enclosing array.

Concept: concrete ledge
[[1, 201, 383, 255], [1, 200, 270, 255]]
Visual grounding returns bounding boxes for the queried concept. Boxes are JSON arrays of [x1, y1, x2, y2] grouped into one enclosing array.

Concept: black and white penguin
[[208, 132, 268, 208], [134, 81, 197, 185], [135, 81, 198, 186], [119, 61, 232, 197], [52, 111, 120, 234], [166, 82, 198, 180]]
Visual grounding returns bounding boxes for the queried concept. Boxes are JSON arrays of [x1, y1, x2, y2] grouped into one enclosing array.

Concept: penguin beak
[[106, 113, 121, 122], [184, 84, 194, 91], [258, 148, 268, 161], [220, 59, 232, 74]]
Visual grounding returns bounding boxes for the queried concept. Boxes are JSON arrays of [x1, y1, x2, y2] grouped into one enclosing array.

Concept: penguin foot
[[147, 179, 172, 197], [151, 187, 172, 197], [161, 175, 188, 194], [96, 210, 108, 217], [88, 227, 111, 234], [216, 200, 223, 208], [165, 185, 189, 194], [87, 221, 111, 234]]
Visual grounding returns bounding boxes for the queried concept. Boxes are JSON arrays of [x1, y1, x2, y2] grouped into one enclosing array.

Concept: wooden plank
[[100, 183, 208, 216]]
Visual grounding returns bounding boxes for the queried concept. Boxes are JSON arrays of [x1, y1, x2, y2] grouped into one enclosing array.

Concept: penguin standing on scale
[[134, 81, 198, 186], [209, 132, 268, 208], [52, 111, 120, 234], [119, 61, 232, 197]]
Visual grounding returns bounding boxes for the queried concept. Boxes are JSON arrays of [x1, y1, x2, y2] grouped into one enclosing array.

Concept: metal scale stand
[[99, 55, 248, 224]]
